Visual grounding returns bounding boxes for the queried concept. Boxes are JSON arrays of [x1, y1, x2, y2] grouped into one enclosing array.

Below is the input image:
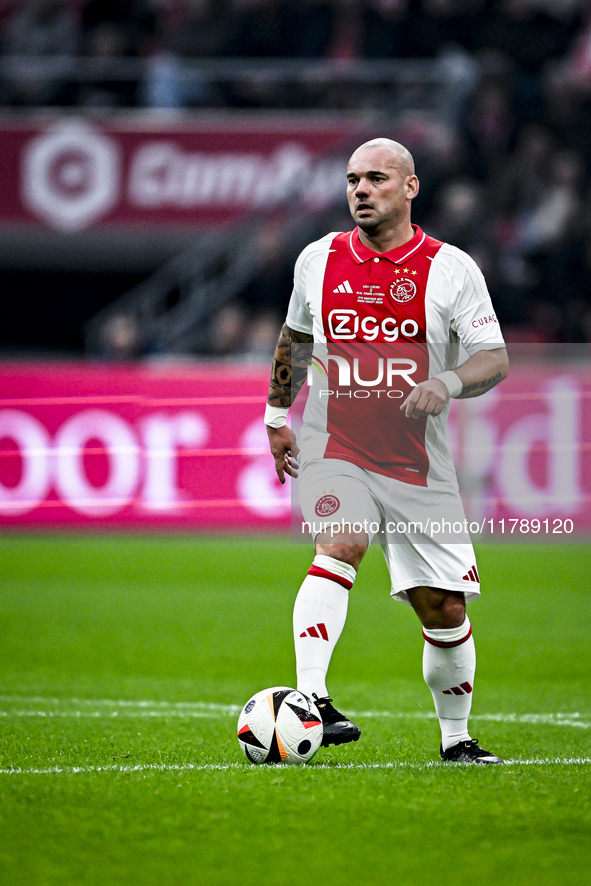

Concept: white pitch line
[[0, 710, 216, 719], [349, 710, 591, 728], [0, 697, 589, 728], [1, 710, 590, 729], [0, 696, 241, 712], [1, 758, 591, 776], [469, 712, 591, 729]]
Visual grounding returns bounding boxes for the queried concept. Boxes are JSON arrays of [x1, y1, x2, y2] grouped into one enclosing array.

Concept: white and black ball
[[237, 687, 323, 765]]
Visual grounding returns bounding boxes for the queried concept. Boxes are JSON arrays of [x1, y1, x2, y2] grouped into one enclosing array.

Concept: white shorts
[[298, 458, 481, 605]]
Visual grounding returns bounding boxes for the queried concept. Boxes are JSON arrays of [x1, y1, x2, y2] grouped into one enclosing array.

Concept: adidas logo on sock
[[442, 682, 473, 696], [462, 565, 480, 582], [299, 623, 329, 640], [333, 280, 353, 294]]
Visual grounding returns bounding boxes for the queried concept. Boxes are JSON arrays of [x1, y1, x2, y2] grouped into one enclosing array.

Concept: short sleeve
[[285, 246, 314, 335], [446, 247, 505, 355]]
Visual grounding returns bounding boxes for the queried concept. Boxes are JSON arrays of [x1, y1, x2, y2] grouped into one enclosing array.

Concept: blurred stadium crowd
[[2, 0, 591, 352]]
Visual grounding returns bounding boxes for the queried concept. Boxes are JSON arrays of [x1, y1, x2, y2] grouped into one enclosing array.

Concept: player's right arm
[[266, 323, 314, 485], [268, 323, 314, 408]]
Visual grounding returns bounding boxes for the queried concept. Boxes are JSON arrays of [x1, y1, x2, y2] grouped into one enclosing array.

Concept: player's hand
[[267, 425, 300, 484], [400, 378, 449, 419]]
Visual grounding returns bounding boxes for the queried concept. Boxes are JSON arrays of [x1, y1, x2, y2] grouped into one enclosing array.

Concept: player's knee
[[314, 538, 367, 570], [438, 594, 466, 628], [408, 586, 465, 629]]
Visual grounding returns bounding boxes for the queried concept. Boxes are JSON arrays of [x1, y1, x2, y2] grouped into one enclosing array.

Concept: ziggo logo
[[0, 408, 208, 516], [328, 309, 419, 342]]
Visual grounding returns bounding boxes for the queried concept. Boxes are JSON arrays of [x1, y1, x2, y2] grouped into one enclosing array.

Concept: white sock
[[422, 616, 475, 752], [293, 554, 356, 699]]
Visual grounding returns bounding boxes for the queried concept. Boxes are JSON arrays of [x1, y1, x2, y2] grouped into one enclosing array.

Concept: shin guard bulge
[[293, 554, 356, 699], [422, 616, 476, 752]]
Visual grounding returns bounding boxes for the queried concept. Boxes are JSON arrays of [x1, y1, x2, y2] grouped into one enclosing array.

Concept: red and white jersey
[[286, 225, 505, 488]]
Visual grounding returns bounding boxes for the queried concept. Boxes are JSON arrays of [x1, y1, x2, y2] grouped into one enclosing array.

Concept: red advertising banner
[[0, 356, 590, 536], [0, 360, 290, 530], [0, 116, 352, 232]]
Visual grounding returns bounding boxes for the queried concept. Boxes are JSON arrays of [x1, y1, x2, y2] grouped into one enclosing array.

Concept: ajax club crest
[[389, 278, 417, 303], [315, 494, 340, 517]]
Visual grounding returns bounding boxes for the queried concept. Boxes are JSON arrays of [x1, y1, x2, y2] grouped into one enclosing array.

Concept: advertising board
[[1, 356, 589, 537]]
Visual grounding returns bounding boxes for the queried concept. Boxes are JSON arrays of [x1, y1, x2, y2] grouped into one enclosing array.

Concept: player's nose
[[354, 177, 369, 197]]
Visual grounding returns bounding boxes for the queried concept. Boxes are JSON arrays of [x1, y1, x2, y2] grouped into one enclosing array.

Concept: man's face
[[346, 146, 418, 232]]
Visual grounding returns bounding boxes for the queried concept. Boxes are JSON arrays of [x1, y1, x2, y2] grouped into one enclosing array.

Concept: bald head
[[350, 138, 415, 176]]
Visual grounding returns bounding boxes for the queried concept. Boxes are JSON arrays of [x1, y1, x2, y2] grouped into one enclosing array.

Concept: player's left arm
[[454, 346, 509, 398], [401, 346, 508, 419]]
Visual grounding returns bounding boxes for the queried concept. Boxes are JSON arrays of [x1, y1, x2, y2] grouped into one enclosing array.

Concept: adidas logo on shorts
[[462, 565, 480, 583]]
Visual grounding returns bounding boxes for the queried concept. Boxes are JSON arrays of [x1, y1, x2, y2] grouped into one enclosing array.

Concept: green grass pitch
[[0, 535, 589, 886]]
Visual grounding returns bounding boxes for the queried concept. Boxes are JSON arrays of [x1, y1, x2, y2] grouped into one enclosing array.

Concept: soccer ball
[[237, 686, 323, 765]]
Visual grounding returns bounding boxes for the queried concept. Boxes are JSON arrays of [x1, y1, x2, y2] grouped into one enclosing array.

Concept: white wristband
[[264, 404, 289, 428], [434, 370, 463, 399]]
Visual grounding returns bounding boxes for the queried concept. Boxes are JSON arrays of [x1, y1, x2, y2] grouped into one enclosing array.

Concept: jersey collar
[[348, 225, 427, 265]]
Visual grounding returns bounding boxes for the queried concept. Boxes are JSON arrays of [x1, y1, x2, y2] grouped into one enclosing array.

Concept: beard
[[353, 202, 406, 233], [356, 215, 381, 231]]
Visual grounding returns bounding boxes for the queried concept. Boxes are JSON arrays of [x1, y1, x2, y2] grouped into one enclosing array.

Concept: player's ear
[[406, 175, 419, 200]]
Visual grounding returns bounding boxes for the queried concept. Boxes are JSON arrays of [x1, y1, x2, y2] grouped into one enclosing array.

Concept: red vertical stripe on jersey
[[319, 226, 443, 485]]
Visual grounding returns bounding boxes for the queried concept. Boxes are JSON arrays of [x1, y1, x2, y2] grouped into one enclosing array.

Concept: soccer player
[[264, 138, 509, 764]]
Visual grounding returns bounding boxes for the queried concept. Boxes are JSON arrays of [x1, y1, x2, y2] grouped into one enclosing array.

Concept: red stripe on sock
[[451, 686, 465, 696], [422, 625, 472, 648], [307, 565, 353, 590], [460, 682, 473, 694], [318, 622, 329, 641]]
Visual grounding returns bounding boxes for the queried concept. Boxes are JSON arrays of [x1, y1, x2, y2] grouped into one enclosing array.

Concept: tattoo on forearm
[[268, 324, 313, 407], [461, 371, 503, 396]]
